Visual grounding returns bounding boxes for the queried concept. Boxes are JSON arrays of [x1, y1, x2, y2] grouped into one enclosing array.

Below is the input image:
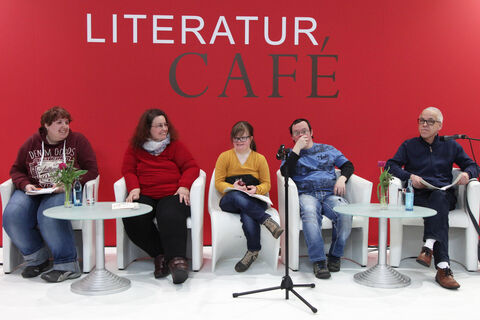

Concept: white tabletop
[[43, 202, 152, 220], [333, 203, 436, 219]]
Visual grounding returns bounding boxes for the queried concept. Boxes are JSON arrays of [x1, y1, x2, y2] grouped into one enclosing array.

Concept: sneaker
[[40, 270, 81, 283], [21, 260, 51, 278], [234, 250, 259, 272], [435, 267, 460, 289], [262, 217, 284, 239], [313, 260, 331, 279], [327, 255, 341, 272]]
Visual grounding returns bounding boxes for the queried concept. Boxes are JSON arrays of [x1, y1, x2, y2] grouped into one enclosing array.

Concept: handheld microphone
[[439, 134, 468, 141]]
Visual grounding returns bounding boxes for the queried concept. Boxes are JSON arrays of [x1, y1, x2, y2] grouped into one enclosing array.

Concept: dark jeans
[[415, 189, 457, 265], [122, 194, 190, 262], [219, 190, 270, 251]]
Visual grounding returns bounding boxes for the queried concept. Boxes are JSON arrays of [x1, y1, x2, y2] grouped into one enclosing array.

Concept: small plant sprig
[[51, 160, 87, 187]]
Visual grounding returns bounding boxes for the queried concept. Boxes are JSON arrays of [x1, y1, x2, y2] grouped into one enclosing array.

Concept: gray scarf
[[143, 134, 171, 156]]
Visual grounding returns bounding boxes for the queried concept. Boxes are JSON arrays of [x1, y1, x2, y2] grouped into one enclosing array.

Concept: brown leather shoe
[[168, 257, 188, 284], [154, 254, 169, 278], [435, 267, 460, 289], [416, 246, 433, 267]]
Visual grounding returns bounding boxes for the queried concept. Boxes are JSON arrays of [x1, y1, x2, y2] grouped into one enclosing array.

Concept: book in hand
[[224, 187, 273, 206], [420, 174, 462, 191], [26, 187, 58, 195]]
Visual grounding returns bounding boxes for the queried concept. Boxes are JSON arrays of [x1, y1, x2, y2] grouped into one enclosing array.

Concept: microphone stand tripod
[[232, 147, 317, 313]]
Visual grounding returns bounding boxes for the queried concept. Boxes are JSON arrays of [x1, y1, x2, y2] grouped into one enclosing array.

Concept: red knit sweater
[[121, 141, 199, 199]]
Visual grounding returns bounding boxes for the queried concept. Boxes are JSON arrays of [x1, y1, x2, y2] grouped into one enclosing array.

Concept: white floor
[[1, 247, 479, 320]]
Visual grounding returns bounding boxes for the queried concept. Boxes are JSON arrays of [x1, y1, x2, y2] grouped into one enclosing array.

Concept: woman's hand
[[24, 184, 37, 192], [126, 188, 140, 202], [246, 185, 257, 195], [233, 180, 247, 192], [175, 187, 190, 205], [51, 183, 65, 193]]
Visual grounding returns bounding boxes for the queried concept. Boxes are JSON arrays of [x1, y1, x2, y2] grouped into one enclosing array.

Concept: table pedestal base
[[71, 269, 131, 295], [354, 264, 411, 288]]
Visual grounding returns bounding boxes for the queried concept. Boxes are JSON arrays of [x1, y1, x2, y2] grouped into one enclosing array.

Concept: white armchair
[[389, 168, 480, 271], [276, 169, 372, 271], [208, 169, 281, 272], [1, 176, 99, 273], [114, 170, 206, 271]]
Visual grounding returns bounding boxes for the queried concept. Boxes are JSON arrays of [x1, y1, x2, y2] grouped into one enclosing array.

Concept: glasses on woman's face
[[233, 136, 251, 142], [151, 123, 168, 129], [417, 118, 439, 126]]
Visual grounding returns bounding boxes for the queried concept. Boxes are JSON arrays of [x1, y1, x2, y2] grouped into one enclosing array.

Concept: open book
[[26, 187, 58, 195], [224, 187, 273, 206], [420, 174, 462, 191]]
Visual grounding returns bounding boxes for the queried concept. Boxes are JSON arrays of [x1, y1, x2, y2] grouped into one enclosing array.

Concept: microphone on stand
[[439, 134, 468, 141], [276, 144, 291, 160]]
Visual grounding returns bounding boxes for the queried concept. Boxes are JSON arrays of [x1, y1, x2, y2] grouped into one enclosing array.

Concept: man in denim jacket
[[386, 107, 478, 290], [281, 118, 354, 279]]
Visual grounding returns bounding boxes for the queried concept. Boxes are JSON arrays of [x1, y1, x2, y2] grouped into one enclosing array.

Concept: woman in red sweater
[[3, 106, 98, 282], [122, 109, 199, 284]]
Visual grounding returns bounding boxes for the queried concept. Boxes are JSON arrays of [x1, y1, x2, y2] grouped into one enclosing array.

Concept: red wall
[[1, 1, 480, 246]]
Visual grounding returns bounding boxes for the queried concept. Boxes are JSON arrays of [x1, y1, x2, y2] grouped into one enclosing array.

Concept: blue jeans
[[219, 190, 270, 251], [2, 190, 80, 272], [299, 192, 352, 262]]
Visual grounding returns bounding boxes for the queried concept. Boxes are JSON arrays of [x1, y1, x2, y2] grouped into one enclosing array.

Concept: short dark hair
[[40, 106, 72, 127], [130, 109, 178, 149], [230, 121, 257, 151], [289, 118, 312, 135]]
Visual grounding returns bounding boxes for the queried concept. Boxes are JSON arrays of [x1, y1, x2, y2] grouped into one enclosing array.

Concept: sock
[[424, 239, 436, 250], [437, 261, 449, 269]]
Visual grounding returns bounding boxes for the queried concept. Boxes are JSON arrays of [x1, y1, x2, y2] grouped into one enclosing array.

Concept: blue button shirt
[[288, 143, 349, 194]]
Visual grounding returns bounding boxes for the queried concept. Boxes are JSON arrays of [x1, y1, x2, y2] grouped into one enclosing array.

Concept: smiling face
[[418, 108, 442, 144], [44, 118, 70, 144], [149, 115, 169, 141], [232, 129, 252, 153]]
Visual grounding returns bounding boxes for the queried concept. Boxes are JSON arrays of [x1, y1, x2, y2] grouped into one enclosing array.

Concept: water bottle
[[405, 179, 414, 211], [73, 179, 82, 206]]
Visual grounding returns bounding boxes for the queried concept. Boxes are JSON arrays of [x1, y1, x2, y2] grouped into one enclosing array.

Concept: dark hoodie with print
[[10, 129, 98, 190]]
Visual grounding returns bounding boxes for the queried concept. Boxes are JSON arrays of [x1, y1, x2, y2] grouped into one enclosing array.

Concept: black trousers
[[122, 194, 190, 262], [414, 189, 457, 265]]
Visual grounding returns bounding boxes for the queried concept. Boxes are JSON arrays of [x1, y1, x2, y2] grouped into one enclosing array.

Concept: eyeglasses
[[151, 123, 168, 129], [417, 118, 440, 126], [233, 136, 251, 142], [292, 129, 310, 137]]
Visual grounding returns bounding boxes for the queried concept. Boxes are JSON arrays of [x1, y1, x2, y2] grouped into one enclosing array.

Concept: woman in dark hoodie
[[3, 106, 98, 282]]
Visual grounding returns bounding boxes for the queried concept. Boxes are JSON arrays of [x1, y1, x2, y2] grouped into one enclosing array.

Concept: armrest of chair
[[82, 176, 100, 203], [1, 179, 15, 212], [388, 177, 403, 205], [190, 170, 206, 227], [114, 177, 127, 202], [466, 179, 480, 224], [345, 174, 373, 204]]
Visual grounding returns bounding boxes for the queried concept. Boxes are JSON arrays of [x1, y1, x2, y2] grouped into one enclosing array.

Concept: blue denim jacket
[[287, 143, 349, 194]]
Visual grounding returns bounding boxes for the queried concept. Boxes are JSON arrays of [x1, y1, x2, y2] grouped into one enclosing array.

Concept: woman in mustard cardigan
[[214, 121, 284, 272]]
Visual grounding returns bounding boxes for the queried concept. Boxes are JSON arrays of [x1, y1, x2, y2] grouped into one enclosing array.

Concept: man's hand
[[292, 135, 309, 155], [126, 188, 140, 202], [175, 187, 190, 205], [410, 174, 425, 189], [334, 176, 347, 197], [457, 172, 470, 185]]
